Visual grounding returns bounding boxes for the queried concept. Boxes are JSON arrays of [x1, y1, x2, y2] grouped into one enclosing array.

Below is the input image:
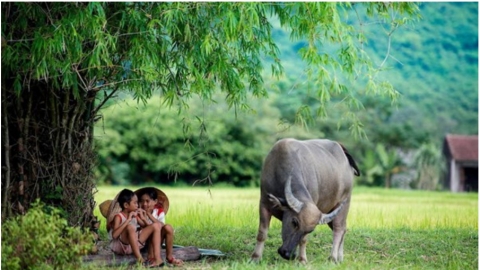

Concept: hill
[[268, 2, 478, 144]]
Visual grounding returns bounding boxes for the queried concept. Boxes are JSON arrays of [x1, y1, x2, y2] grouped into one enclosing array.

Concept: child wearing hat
[[108, 189, 165, 267], [137, 187, 184, 267]]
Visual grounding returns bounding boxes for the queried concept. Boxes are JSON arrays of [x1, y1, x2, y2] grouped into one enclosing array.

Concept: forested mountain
[[268, 2, 478, 144], [379, 2, 478, 138]]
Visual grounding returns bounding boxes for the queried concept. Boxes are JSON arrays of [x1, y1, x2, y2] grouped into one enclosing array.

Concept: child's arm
[[136, 209, 149, 227], [146, 210, 165, 226], [111, 212, 135, 239]]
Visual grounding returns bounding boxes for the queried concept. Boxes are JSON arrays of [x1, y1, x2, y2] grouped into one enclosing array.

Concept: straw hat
[[134, 187, 169, 215], [99, 200, 112, 219], [98, 187, 170, 227], [105, 192, 123, 229]]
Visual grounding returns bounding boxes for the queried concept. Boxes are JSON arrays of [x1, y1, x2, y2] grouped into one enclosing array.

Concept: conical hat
[[99, 199, 112, 218], [134, 187, 169, 215], [106, 192, 123, 230]]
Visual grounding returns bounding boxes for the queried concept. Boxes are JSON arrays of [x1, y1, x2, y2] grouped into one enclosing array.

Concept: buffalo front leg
[[250, 204, 272, 262], [297, 234, 308, 264]]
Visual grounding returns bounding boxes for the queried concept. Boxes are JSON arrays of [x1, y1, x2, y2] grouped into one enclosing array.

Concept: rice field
[[91, 186, 478, 269]]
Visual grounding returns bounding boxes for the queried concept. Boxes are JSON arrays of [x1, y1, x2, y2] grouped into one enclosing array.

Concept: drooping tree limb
[[67, 98, 82, 155], [1, 86, 11, 219], [60, 90, 70, 190], [48, 89, 59, 159]]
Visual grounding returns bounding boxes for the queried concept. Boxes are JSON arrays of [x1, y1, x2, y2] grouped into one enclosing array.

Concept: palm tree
[[358, 143, 405, 188], [375, 144, 405, 188], [412, 143, 443, 190]]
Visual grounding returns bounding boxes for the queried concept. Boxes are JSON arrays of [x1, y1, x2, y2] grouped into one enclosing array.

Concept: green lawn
[[89, 186, 478, 269]]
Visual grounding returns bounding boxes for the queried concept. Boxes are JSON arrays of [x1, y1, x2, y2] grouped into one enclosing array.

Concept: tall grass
[[91, 186, 478, 269], [94, 186, 478, 231]]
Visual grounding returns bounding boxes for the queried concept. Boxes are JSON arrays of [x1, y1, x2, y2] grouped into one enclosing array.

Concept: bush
[[1, 200, 94, 270]]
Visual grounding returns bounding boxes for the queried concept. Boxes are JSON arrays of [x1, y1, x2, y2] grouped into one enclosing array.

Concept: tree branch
[[91, 78, 146, 91], [92, 85, 120, 116]]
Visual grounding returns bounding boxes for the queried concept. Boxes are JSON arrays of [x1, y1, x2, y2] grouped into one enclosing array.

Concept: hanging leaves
[[1, 2, 420, 226], [2, 2, 419, 121]]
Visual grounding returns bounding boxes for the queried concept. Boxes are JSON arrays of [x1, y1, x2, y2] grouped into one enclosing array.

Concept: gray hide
[[250, 138, 359, 264]]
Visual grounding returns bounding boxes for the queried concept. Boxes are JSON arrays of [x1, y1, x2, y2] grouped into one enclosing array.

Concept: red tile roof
[[444, 134, 478, 161]]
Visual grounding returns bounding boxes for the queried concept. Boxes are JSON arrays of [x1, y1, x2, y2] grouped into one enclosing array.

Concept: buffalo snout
[[278, 247, 296, 260]]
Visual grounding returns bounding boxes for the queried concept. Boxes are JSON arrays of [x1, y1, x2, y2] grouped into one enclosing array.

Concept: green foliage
[[262, 3, 421, 136], [375, 144, 405, 188], [3, 3, 419, 130], [377, 2, 478, 141], [1, 200, 94, 270], [95, 96, 297, 186], [356, 148, 384, 187], [411, 143, 444, 190], [268, 2, 477, 145], [355, 143, 404, 187]]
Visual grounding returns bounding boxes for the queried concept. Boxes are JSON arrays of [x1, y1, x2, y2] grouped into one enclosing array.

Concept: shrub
[[1, 200, 94, 270]]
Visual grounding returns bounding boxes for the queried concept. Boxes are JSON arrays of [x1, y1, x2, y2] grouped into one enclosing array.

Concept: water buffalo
[[250, 138, 360, 263]]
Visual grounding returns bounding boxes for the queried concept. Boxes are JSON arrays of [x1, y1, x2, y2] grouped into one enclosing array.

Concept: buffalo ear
[[268, 194, 287, 209]]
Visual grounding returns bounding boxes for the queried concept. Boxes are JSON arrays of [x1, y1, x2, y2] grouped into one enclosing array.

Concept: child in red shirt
[[108, 189, 165, 267]]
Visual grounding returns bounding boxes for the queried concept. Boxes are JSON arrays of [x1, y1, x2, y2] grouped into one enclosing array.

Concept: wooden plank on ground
[[83, 245, 201, 267]]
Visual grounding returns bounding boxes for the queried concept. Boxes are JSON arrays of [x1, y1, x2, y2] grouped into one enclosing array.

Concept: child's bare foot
[[167, 257, 184, 267], [147, 259, 165, 268]]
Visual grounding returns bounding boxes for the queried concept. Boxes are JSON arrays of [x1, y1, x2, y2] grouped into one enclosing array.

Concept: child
[[108, 189, 165, 267], [137, 187, 184, 267]]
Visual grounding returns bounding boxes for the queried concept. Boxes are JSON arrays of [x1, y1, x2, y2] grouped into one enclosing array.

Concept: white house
[[443, 134, 478, 192]]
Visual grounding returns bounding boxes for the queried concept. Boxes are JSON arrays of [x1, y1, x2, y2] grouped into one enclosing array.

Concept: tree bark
[[2, 82, 97, 227]]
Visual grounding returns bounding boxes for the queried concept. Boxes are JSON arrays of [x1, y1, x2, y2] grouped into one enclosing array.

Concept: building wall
[[449, 160, 478, 192], [450, 159, 461, 192]]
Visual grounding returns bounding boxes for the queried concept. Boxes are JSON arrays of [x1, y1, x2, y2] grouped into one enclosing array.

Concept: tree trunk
[[1, 81, 98, 227], [385, 172, 391, 189]]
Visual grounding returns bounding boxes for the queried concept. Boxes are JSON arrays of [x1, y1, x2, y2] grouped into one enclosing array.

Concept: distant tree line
[[95, 92, 444, 190], [95, 96, 281, 187]]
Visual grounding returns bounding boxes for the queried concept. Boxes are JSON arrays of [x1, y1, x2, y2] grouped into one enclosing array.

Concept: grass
[[87, 186, 478, 269]]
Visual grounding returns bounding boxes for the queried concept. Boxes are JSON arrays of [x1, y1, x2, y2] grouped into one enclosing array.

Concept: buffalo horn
[[318, 199, 347, 225], [284, 177, 304, 213]]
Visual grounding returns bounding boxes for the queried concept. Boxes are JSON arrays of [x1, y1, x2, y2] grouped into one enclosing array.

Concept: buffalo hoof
[[249, 255, 261, 263], [328, 255, 341, 264], [298, 258, 308, 265]]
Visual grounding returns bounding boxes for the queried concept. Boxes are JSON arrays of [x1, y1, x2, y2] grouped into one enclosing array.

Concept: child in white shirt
[[137, 187, 184, 267]]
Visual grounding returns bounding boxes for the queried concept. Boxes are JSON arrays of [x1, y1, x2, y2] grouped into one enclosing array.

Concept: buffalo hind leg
[[250, 204, 272, 262], [328, 226, 346, 262], [328, 199, 350, 263], [337, 231, 346, 261]]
